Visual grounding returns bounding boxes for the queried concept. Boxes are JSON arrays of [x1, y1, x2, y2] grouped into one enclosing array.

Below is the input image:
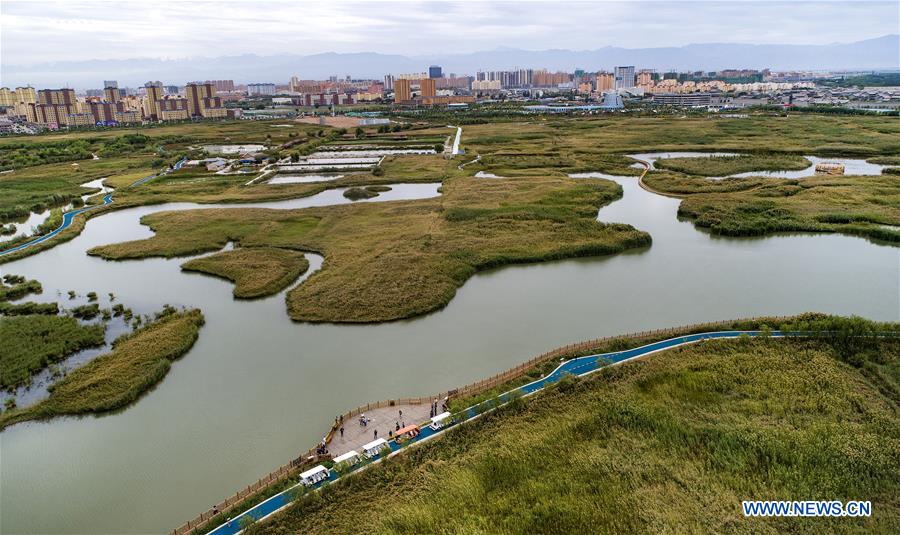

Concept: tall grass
[[246, 329, 899, 534], [0, 314, 105, 389]]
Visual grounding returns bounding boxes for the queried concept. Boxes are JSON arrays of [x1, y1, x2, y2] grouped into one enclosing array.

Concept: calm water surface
[[1, 176, 897, 534]]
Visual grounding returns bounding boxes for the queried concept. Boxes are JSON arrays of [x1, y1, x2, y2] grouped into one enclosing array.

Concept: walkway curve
[[0, 159, 185, 258], [202, 329, 798, 535], [632, 157, 685, 199]]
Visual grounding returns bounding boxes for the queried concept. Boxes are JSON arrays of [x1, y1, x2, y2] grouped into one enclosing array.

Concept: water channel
[[1, 174, 897, 534]]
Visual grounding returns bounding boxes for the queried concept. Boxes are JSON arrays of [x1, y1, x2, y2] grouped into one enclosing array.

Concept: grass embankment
[[182, 247, 310, 298], [244, 320, 900, 534], [642, 173, 900, 242], [654, 153, 810, 176], [89, 175, 650, 322], [0, 315, 106, 389], [0, 309, 204, 429]]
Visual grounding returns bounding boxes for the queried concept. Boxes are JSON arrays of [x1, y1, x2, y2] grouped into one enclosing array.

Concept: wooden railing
[[170, 315, 790, 535]]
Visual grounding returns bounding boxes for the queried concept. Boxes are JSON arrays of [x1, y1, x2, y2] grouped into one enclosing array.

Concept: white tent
[[362, 438, 389, 458], [299, 465, 330, 486]]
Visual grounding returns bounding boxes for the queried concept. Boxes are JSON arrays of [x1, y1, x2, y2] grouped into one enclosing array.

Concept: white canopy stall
[[362, 438, 389, 458], [333, 450, 362, 468], [429, 411, 452, 430], [299, 465, 330, 486]]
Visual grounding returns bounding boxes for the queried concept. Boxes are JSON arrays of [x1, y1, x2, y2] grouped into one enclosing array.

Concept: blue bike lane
[[0, 159, 185, 258], [205, 330, 784, 535]]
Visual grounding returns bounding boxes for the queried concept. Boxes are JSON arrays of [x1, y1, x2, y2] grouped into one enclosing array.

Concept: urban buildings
[[247, 83, 276, 96], [394, 78, 412, 102], [429, 65, 443, 78], [205, 79, 235, 92], [420, 78, 436, 97], [596, 72, 614, 91], [185, 82, 227, 118], [615, 66, 635, 89]]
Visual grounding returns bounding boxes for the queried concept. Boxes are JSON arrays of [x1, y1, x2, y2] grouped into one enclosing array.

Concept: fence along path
[[170, 315, 789, 535]]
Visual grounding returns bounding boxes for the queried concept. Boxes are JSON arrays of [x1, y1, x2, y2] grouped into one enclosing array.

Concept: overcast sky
[[2, 0, 898, 65]]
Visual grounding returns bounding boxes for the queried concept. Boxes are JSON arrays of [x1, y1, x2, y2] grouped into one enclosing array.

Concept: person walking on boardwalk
[[374, 429, 378, 439], [340, 426, 344, 438]]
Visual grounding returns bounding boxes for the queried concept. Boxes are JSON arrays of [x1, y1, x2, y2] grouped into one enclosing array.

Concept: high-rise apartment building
[[0, 88, 15, 107], [429, 65, 443, 79], [143, 82, 164, 120], [637, 70, 655, 86], [420, 78, 436, 97], [15, 86, 37, 104], [614, 66, 635, 90], [38, 88, 77, 106], [383, 74, 394, 91], [104, 80, 118, 89], [394, 78, 412, 102], [104, 86, 121, 103], [205, 80, 235, 92], [596, 72, 615, 91], [157, 98, 190, 121]]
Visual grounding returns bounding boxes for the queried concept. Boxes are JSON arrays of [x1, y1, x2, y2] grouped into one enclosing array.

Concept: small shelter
[[395, 424, 420, 443], [299, 465, 330, 486], [333, 450, 362, 468], [362, 438, 389, 458], [430, 412, 451, 430]]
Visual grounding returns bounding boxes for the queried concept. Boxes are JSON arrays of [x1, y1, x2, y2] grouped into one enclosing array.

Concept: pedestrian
[[399, 409, 403, 418], [389, 430, 393, 438], [213, 505, 219, 516], [395, 422, 400, 432], [339, 414, 343, 424], [374, 429, 378, 439], [340, 426, 344, 438]]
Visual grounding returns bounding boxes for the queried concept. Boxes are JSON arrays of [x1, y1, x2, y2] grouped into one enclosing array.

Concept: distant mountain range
[[3, 35, 897, 89]]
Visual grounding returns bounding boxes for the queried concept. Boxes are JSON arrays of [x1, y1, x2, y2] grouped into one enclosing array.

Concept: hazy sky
[[2, 0, 898, 65]]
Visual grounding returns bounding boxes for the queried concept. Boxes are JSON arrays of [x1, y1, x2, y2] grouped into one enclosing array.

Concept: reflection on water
[[1, 174, 897, 534], [627, 152, 888, 179]]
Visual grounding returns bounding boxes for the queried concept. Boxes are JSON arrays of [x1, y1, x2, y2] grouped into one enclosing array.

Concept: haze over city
[[2, 0, 899, 87]]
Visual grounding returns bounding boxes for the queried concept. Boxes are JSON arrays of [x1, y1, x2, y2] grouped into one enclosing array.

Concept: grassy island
[[654, 153, 811, 176], [0, 308, 204, 429], [88, 175, 650, 322], [182, 247, 310, 298]]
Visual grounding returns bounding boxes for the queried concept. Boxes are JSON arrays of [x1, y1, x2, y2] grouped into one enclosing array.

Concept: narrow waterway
[[1, 176, 897, 534]]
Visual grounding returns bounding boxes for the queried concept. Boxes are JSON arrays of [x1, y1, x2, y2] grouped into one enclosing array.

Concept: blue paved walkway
[[0, 159, 185, 258], [204, 330, 788, 535]]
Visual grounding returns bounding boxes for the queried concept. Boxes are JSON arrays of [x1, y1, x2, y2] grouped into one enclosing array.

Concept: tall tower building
[[614, 66, 635, 90], [596, 72, 615, 91], [428, 65, 443, 79], [38, 88, 77, 106], [420, 78, 436, 97], [0, 88, 15, 107], [15, 86, 37, 104], [143, 82, 163, 120], [104, 86, 121, 103], [185, 82, 215, 117], [394, 78, 411, 102], [383, 74, 394, 91]]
